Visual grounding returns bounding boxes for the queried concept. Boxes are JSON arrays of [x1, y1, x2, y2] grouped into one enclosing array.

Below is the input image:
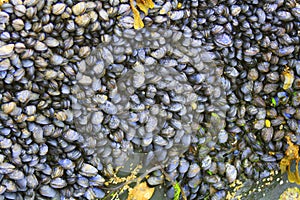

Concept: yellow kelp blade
[[127, 182, 155, 200], [280, 164, 287, 174], [130, 0, 144, 29], [132, 7, 144, 29], [136, 0, 154, 15], [294, 160, 300, 185], [288, 163, 296, 183], [146, 0, 155, 8], [136, 2, 149, 15], [139, 0, 155, 8], [288, 171, 297, 183], [280, 158, 289, 174]]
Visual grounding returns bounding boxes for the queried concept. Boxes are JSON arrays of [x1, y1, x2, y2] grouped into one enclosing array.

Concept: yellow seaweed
[[130, 0, 154, 29], [280, 157, 289, 174], [280, 136, 300, 184], [295, 160, 300, 185], [130, 2, 144, 29], [127, 182, 155, 200], [287, 170, 296, 183], [137, 0, 154, 15]]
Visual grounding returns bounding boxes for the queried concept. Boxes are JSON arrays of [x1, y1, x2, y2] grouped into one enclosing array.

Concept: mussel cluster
[[0, 0, 300, 200]]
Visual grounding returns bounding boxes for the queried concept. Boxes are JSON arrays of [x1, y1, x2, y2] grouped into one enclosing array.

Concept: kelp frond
[[130, 0, 154, 29], [136, 0, 154, 15], [280, 135, 300, 184], [173, 181, 181, 200]]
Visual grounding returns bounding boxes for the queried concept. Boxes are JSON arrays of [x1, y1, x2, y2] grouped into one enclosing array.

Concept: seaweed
[[127, 182, 155, 200], [280, 136, 300, 184], [159, 167, 187, 200], [101, 165, 160, 200], [100, 162, 187, 200], [173, 181, 181, 200], [130, 0, 155, 29]]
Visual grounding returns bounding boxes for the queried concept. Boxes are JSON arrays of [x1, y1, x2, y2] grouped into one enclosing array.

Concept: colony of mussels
[[0, 0, 300, 199]]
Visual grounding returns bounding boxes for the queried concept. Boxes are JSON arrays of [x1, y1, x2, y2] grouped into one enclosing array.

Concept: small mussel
[[79, 163, 98, 177]]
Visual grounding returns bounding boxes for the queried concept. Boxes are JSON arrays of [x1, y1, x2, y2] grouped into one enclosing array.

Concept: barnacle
[[130, 0, 155, 29], [280, 136, 300, 184]]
